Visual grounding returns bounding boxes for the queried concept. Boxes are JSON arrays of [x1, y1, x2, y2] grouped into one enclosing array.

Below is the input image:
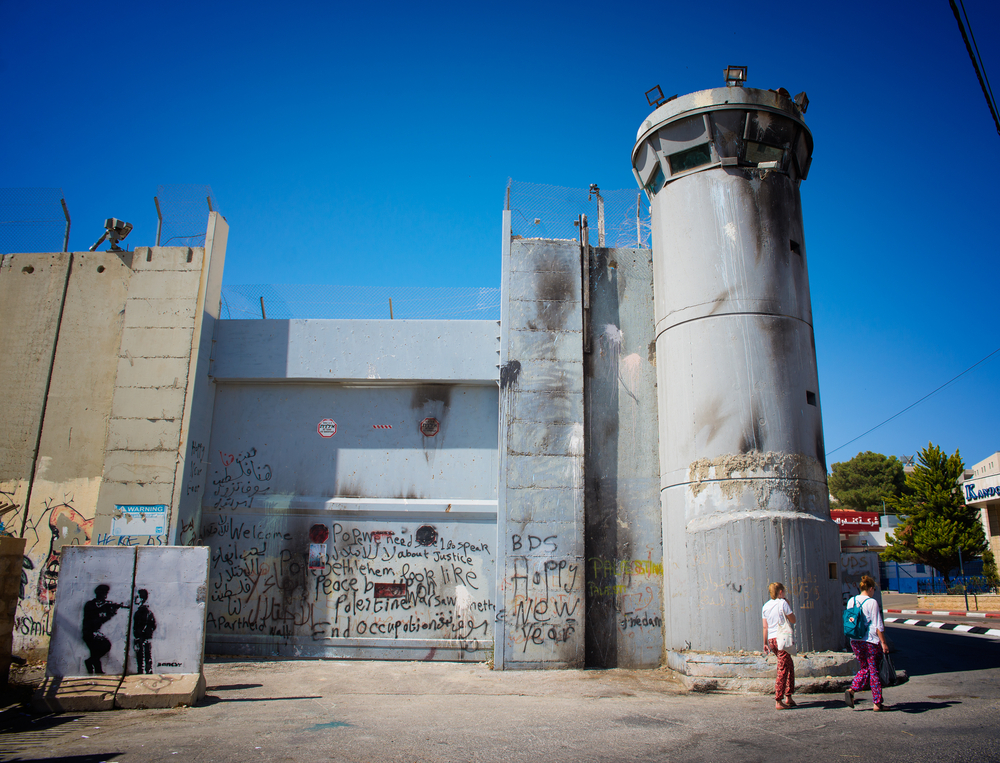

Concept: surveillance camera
[[90, 218, 133, 252]]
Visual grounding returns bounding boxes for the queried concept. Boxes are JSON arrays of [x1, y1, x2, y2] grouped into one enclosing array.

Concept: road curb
[[886, 608, 1000, 619], [885, 617, 1000, 638]]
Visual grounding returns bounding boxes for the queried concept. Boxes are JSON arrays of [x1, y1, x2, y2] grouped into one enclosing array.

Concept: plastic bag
[[775, 613, 796, 655], [878, 651, 896, 687]]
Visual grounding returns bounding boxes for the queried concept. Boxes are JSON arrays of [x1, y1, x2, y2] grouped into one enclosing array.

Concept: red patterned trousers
[[768, 638, 795, 701]]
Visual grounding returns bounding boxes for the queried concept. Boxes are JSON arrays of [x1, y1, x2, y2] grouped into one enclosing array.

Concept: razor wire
[[155, 184, 220, 247], [0, 188, 69, 255], [221, 284, 501, 321], [506, 179, 651, 249]]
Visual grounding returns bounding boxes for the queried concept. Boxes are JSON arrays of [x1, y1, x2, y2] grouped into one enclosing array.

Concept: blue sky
[[2, 0, 998, 470]]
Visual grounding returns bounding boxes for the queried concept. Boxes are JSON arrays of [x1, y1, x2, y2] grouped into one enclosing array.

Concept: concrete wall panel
[[46, 546, 135, 678], [201, 507, 495, 660], [211, 319, 499, 383], [205, 383, 498, 506], [11, 252, 131, 659], [584, 248, 664, 669], [129, 546, 208, 674], [0, 253, 71, 531], [497, 236, 586, 669]]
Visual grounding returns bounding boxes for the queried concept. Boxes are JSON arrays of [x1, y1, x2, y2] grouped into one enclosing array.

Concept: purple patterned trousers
[[849, 639, 883, 705]]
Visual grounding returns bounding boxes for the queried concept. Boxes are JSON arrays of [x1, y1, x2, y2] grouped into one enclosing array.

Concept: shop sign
[[830, 510, 879, 533]]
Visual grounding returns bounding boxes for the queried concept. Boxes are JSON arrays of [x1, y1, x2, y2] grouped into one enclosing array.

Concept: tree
[[828, 451, 907, 512], [983, 549, 1000, 591], [881, 443, 987, 586]]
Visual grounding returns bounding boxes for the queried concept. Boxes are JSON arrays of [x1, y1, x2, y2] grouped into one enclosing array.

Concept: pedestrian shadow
[[198, 694, 322, 706], [890, 700, 960, 714], [0, 708, 83, 736], [0, 755, 124, 763]]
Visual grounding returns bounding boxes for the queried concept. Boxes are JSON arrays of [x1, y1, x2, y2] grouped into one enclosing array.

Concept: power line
[[950, 0, 1000, 137], [826, 346, 1000, 457]]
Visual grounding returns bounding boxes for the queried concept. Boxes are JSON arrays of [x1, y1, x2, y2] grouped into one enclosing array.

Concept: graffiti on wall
[[211, 447, 272, 509], [14, 496, 94, 644], [587, 556, 663, 631], [497, 533, 584, 660], [201, 514, 495, 655]]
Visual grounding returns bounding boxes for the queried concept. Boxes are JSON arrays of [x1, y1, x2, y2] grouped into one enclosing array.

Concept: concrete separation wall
[[496, 224, 586, 669], [584, 247, 663, 668], [1, 214, 227, 662], [199, 317, 500, 660]]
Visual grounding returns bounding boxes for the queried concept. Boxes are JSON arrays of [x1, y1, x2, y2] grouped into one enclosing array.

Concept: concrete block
[[0, 253, 69, 479], [125, 269, 202, 302], [113, 356, 190, 389], [119, 326, 194, 359], [505, 488, 583, 524], [509, 240, 580, 274], [510, 390, 583, 425], [32, 676, 121, 712], [102, 450, 178, 485], [106, 417, 182, 452], [506, 522, 583, 558], [47, 547, 136, 678], [509, 299, 582, 332], [114, 672, 206, 708], [509, 270, 581, 302], [507, 329, 581, 363], [122, 298, 197, 328], [508, 421, 584, 457], [507, 456, 583, 490], [507, 359, 583, 393], [110, 386, 187, 420], [129, 546, 209, 675], [131, 247, 204, 272]]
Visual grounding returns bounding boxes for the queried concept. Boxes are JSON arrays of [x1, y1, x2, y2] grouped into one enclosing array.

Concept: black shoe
[[844, 690, 855, 709]]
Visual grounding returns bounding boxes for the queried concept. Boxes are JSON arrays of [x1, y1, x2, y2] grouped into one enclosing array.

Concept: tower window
[[745, 140, 784, 166], [668, 143, 712, 174]]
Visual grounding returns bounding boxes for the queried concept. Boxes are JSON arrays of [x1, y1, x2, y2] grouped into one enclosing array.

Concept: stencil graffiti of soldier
[[81, 584, 126, 675], [132, 589, 157, 674]]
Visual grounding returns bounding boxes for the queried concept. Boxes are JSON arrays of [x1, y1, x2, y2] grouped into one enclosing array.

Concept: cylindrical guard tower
[[632, 82, 842, 653]]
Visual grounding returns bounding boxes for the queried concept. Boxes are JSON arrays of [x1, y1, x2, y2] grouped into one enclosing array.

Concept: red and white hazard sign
[[419, 417, 440, 437], [317, 418, 337, 438]]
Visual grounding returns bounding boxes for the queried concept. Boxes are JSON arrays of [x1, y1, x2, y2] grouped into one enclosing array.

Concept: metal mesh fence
[[507, 179, 651, 248], [221, 284, 501, 321], [156, 184, 220, 247], [0, 188, 69, 254]]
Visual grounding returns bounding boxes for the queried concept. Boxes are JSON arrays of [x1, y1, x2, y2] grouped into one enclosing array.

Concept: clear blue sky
[[3, 0, 998, 470]]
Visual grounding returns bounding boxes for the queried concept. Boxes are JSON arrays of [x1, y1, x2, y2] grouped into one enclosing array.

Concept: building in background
[[963, 451, 1000, 564]]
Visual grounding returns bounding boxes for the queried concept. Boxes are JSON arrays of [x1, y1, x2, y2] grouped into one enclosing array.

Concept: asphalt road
[[1, 624, 999, 763]]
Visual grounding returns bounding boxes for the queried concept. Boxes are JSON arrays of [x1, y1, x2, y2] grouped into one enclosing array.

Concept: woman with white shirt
[[844, 574, 889, 711], [762, 581, 796, 710]]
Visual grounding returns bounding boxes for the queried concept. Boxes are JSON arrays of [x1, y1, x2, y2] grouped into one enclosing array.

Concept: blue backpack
[[843, 596, 869, 640]]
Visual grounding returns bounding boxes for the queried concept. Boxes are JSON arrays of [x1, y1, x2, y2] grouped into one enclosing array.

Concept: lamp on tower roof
[[724, 66, 747, 87]]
